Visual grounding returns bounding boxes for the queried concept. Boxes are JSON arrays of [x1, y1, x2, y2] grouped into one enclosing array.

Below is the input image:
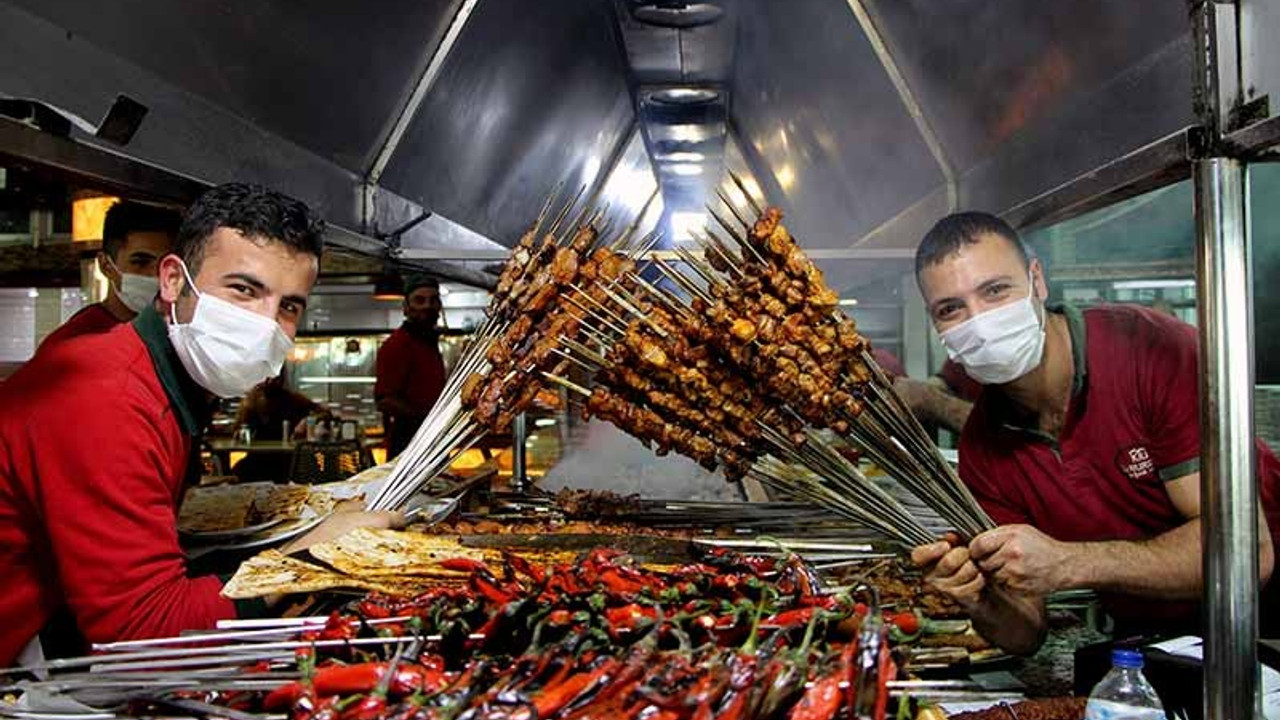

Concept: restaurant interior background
[[5, 163, 1280, 486]]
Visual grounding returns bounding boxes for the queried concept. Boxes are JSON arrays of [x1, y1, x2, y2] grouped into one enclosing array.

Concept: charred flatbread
[[221, 550, 417, 598], [308, 528, 492, 575], [251, 484, 311, 523], [179, 484, 256, 534]]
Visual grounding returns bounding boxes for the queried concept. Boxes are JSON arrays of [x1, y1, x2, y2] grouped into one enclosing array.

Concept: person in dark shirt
[[375, 275, 446, 458]]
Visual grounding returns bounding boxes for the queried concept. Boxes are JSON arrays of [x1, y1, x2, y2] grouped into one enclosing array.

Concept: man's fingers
[[969, 526, 1015, 560], [935, 547, 971, 577], [951, 574, 985, 601], [976, 551, 1007, 574], [378, 511, 407, 530], [911, 541, 950, 567], [948, 559, 979, 586]]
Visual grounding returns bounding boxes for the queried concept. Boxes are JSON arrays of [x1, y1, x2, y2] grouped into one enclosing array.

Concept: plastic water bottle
[[1084, 649, 1167, 720]]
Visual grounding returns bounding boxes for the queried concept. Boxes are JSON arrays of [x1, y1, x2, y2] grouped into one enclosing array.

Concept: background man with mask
[[38, 201, 179, 352], [375, 274, 446, 459], [907, 211, 1280, 653], [0, 183, 400, 664]]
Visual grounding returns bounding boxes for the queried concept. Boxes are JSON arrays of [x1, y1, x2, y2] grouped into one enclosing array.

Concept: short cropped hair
[[915, 211, 1032, 275], [405, 274, 440, 296], [175, 183, 325, 276], [102, 201, 181, 260]]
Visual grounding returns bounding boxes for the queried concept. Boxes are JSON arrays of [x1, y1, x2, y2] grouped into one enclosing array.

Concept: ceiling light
[[633, 3, 724, 28], [838, 298, 859, 307], [662, 152, 706, 163], [649, 87, 720, 105], [655, 124, 716, 143], [71, 195, 120, 242], [668, 164, 703, 176], [371, 272, 404, 300]]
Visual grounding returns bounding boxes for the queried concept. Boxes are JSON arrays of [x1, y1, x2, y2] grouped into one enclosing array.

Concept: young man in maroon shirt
[[375, 275, 446, 459], [39, 201, 179, 352], [0, 184, 400, 665], [908, 212, 1279, 654]]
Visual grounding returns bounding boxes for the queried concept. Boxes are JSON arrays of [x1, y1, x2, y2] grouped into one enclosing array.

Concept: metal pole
[[1194, 156, 1260, 720], [511, 411, 529, 493]]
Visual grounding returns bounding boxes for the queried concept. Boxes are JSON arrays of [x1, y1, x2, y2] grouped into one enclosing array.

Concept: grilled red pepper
[[264, 663, 444, 711], [441, 557, 489, 573], [504, 552, 547, 585], [470, 574, 516, 605], [604, 604, 657, 634], [763, 607, 816, 628], [789, 672, 844, 720]]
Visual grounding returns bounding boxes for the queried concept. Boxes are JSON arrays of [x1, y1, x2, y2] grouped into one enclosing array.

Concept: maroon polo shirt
[[959, 302, 1280, 629], [938, 358, 983, 403], [375, 325, 446, 457]]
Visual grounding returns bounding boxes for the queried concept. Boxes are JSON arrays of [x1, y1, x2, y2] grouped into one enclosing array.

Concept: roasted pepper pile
[[179, 548, 916, 720]]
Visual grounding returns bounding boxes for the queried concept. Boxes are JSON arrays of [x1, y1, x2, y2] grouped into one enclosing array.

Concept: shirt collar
[[983, 300, 1088, 437], [132, 304, 209, 436]]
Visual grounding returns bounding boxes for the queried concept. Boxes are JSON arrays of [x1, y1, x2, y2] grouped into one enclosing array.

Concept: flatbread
[[308, 528, 491, 576], [222, 550, 353, 598], [220, 550, 416, 598], [251, 485, 311, 523], [178, 484, 257, 534], [307, 528, 582, 578]]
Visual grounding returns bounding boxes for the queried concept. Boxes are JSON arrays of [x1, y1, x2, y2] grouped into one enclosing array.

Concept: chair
[[287, 440, 370, 484]]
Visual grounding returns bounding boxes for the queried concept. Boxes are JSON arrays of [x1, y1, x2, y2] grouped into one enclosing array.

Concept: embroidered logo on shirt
[[1115, 445, 1156, 481]]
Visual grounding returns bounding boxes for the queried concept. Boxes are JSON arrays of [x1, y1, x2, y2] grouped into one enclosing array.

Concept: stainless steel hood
[[0, 0, 1198, 292]]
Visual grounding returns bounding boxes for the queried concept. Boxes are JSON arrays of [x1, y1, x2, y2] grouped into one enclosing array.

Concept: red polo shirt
[[959, 303, 1280, 627], [375, 325, 446, 456], [0, 306, 247, 664], [37, 303, 120, 354]]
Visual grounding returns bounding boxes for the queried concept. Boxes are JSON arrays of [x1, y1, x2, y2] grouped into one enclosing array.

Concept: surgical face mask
[[167, 260, 293, 398], [939, 274, 1046, 385], [103, 255, 158, 314]]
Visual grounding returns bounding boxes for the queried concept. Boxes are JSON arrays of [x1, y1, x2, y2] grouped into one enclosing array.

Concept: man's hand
[[892, 377, 933, 410], [969, 524, 1073, 597], [911, 538, 986, 609], [891, 377, 973, 435], [282, 502, 404, 555]]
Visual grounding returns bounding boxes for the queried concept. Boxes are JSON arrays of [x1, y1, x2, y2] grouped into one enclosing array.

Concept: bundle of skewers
[[366, 186, 659, 512], [2, 548, 1011, 720], [369, 169, 991, 549]]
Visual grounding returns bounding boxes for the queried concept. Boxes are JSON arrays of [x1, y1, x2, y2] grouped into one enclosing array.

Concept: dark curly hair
[[102, 201, 181, 260], [175, 183, 325, 276]]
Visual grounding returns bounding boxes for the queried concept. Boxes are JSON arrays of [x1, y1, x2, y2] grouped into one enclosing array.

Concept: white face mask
[[167, 260, 293, 398], [103, 256, 159, 314], [939, 273, 1046, 385]]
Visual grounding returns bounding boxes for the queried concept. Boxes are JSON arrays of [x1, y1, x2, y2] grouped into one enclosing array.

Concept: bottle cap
[[1112, 648, 1144, 669]]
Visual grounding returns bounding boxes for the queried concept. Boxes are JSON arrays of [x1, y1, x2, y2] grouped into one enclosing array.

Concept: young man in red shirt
[[908, 212, 1279, 654], [375, 275, 446, 459], [0, 184, 400, 665], [39, 201, 179, 351]]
